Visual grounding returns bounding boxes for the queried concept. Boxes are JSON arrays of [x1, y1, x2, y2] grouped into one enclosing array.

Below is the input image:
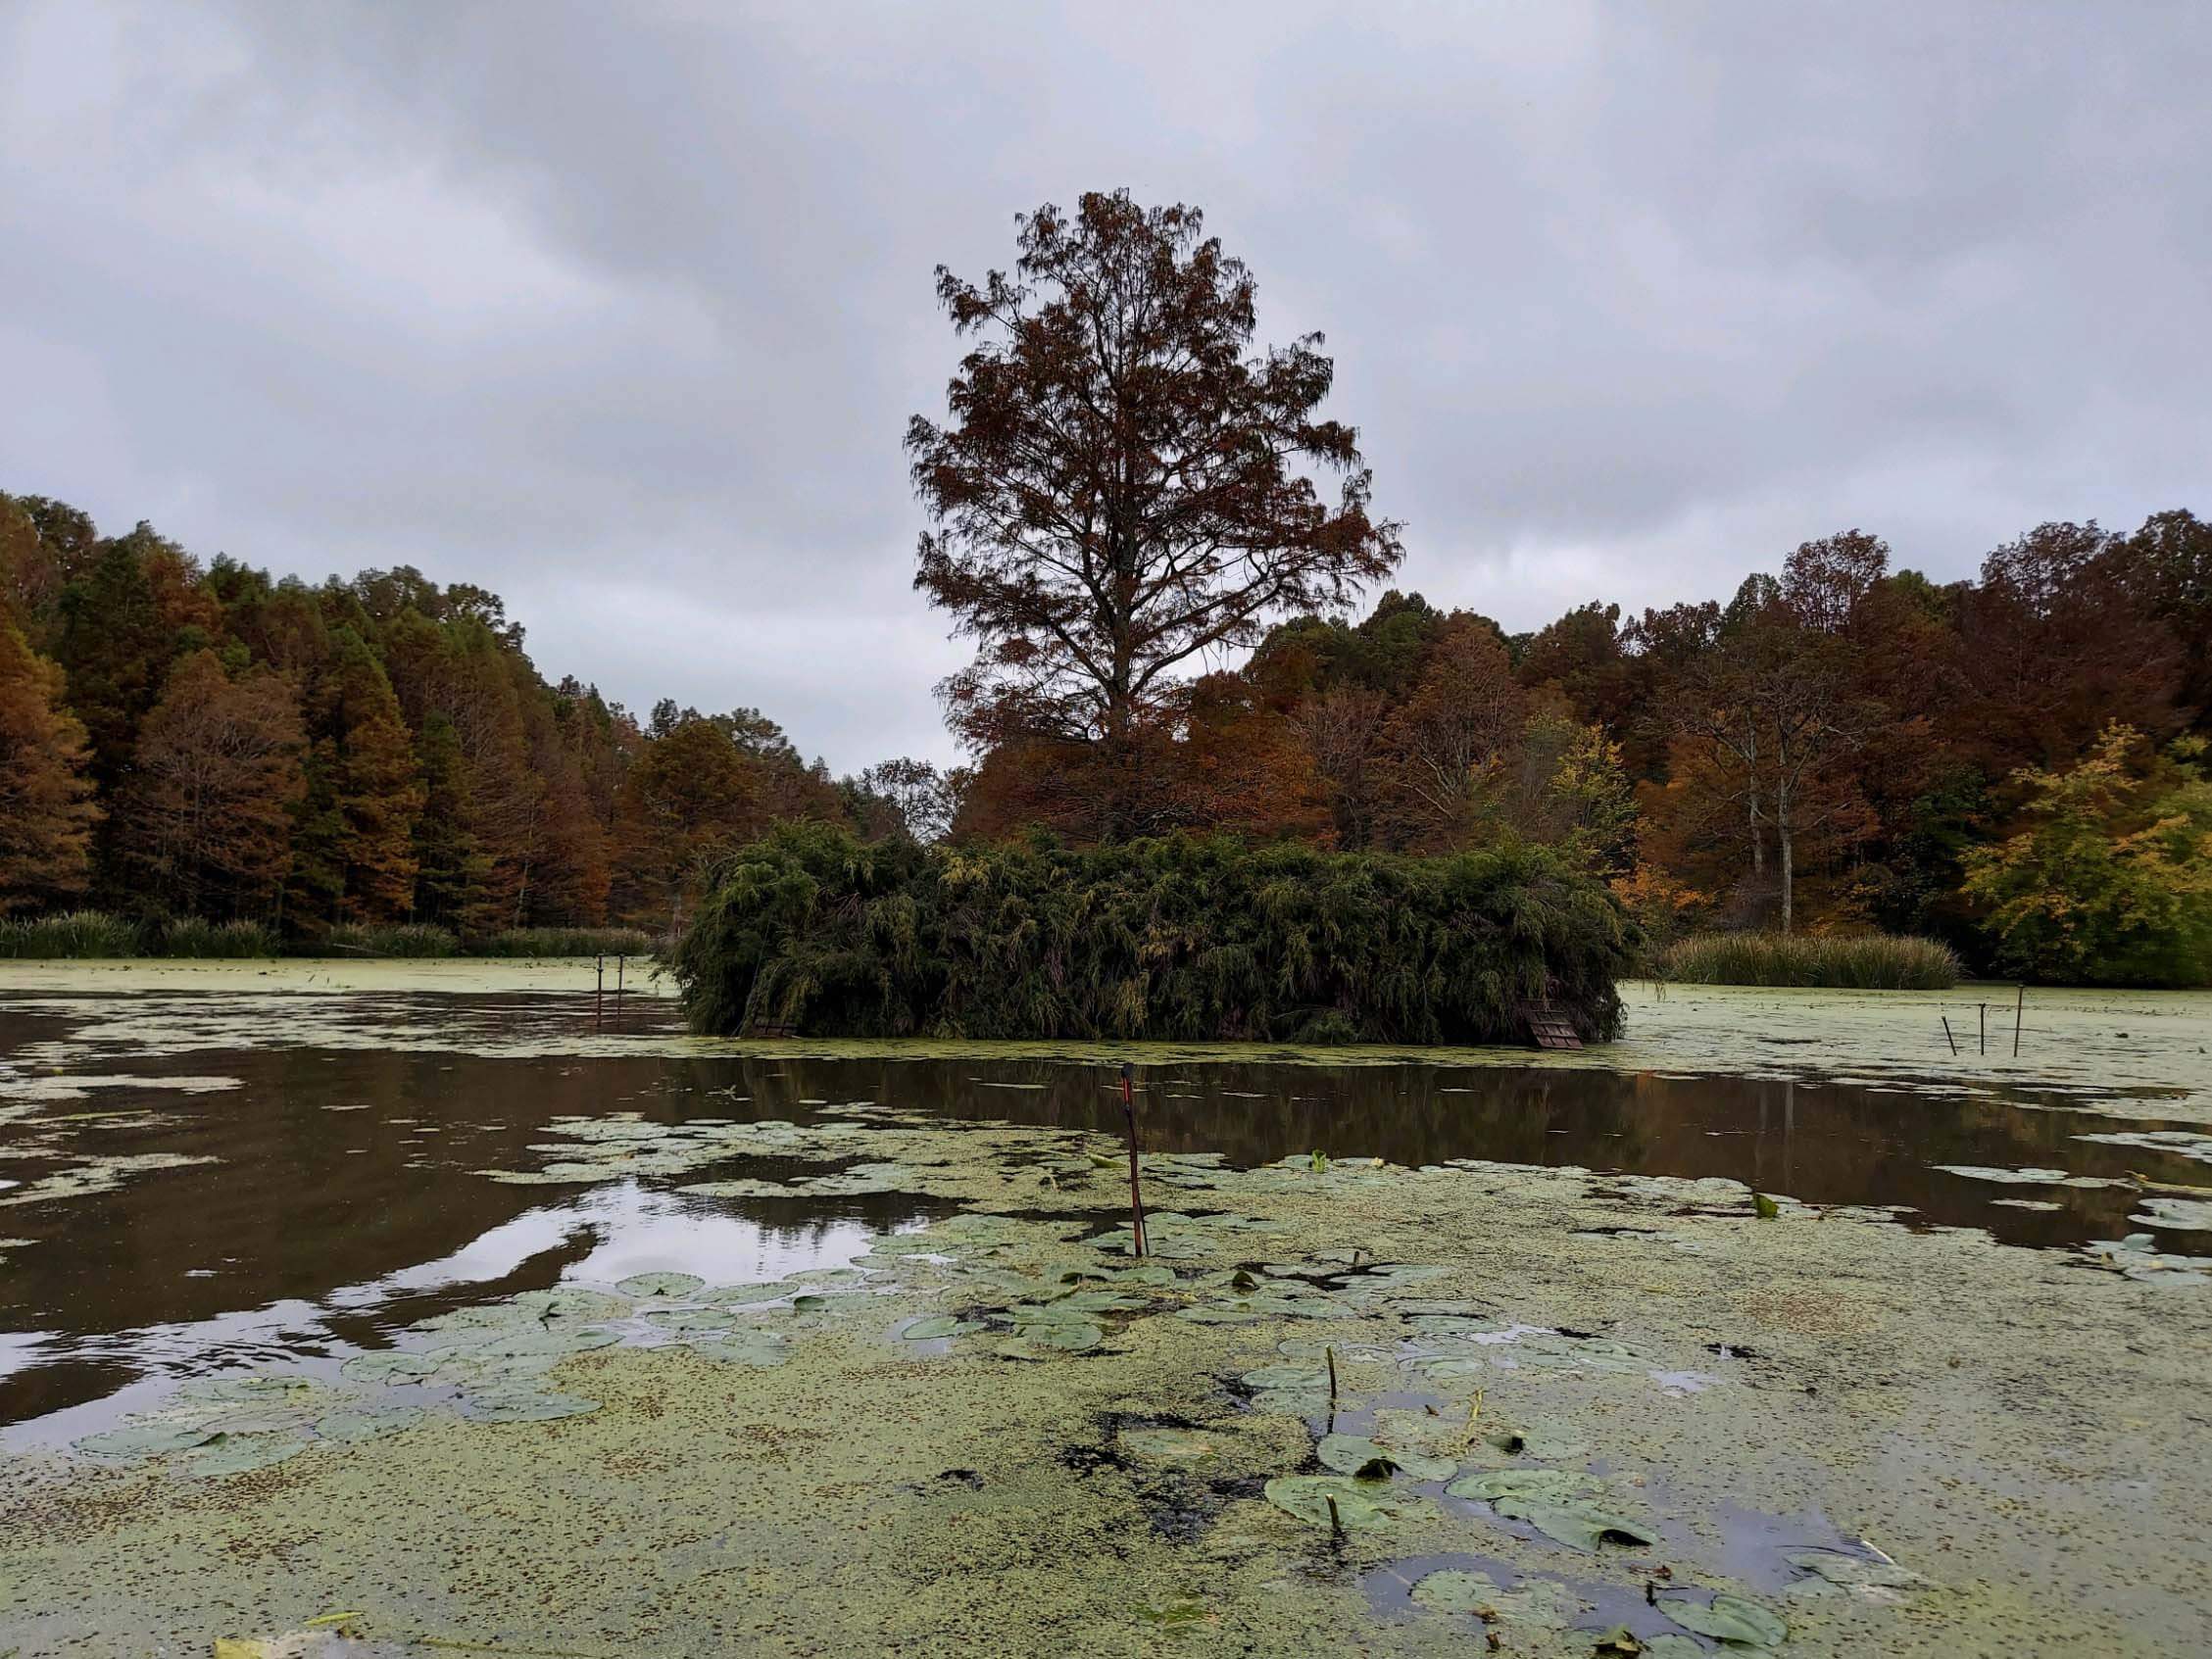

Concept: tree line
[[7, 190, 2207, 984], [0, 491, 944, 938]]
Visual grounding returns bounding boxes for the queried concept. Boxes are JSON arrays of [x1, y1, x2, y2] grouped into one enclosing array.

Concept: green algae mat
[[5, 974, 2212, 1655]]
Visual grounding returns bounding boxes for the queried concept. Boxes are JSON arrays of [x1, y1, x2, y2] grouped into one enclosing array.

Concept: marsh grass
[[0, 912, 655, 959], [0, 909, 144, 958], [1661, 931, 1960, 990], [476, 927, 656, 958], [151, 917, 282, 958], [322, 922, 460, 957]]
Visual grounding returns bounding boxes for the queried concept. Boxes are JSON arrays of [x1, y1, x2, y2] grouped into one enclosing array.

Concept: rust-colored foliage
[[0, 619, 100, 914], [909, 189, 1401, 831], [119, 651, 307, 918]]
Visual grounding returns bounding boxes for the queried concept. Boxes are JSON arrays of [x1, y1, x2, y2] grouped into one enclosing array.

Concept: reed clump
[[0, 909, 143, 958], [474, 927, 655, 958], [671, 823, 1635, 1045], [1661, 930, 1960, 990]]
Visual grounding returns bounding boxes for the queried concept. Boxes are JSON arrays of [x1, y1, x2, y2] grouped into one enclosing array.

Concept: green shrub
[[671, 823, 1635, 1045], [1661, 931, 1960, 990], [320, 922, 460, 957], [471, 927, 656, 958], [153, 917, 281, 958], [0, 909, 143, 958], [1962, 726, 2212, 987]]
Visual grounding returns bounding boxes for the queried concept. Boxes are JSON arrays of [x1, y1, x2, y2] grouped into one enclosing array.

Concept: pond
[[5, 988, 2204, 1439], [4, 980, 2210, 1657]]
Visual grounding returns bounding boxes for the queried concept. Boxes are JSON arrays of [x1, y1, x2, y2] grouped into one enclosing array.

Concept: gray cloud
[[3, 0, 2206, 770]]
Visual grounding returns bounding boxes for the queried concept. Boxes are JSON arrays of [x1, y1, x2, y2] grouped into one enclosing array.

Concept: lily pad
[[339, 1349, 441, 1385], [74, 1422, 219, 1461], [1317, 1434, 1455, 1482], [462, 1387, 601, 1423], [1263, 1474, 1430, 1532], [615, 1271, 706, 1298], [315, 1404, 425, 1443], [1447, 1467, 1583, 1502], [510, 1287, 631, 1321], [699, 1282, 786, 1305], [1409, 1568, 1585, 1627], [1662, 1591, 1787, 1646], [643, 1306, 740, 1332], [901, 1315, 987, 1341], [686, 1330, 789, 1367], [177, 1375, 324, 1404], [1784, 1548, 1923, 1595], [2133, 1196, 2212, 1231], [176, 1431, 310, 1479], [1491, 1492, 1652, 1552]]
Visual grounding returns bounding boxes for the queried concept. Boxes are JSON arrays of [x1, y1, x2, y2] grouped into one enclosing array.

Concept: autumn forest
[[3, 192, 2208, 985]]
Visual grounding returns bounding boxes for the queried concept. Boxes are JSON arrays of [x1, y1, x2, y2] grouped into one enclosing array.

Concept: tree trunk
[[1779, 825, 1794, 935]]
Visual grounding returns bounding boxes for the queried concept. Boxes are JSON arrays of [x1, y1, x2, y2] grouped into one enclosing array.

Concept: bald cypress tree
[[0, 619, 100, 912]]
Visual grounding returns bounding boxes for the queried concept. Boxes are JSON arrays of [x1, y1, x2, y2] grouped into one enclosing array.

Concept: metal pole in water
[[1941, 1015, 1958, 1055], [1979, 1003, 1987, 1055], [2014, 983, 2025, 1056], [1119, 1060, 1148, 1258]]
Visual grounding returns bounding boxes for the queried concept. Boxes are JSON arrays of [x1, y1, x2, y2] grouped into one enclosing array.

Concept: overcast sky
[[3, 2, 2207, 770]]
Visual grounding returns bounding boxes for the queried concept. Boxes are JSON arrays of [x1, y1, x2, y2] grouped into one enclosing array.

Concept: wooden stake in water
[[1326, 1343, 1339, 1406], [1119, 1060, 1149, 1258], [1979, 1002, 1987, 1054], [1942, 1015, 1958, 1055], [2014, 982, 2025, 1056]]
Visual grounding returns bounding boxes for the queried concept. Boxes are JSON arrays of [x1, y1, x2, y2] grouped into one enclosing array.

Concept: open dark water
[[3, 990, 2205, 1441]]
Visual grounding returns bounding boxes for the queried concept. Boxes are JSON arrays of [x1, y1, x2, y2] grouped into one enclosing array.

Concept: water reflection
[[5, 993, 2208, 1437], [1, 1178, 935, 1444]]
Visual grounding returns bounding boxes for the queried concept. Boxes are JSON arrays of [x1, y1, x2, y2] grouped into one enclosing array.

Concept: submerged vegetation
[[671, 822, 1633, 1044], [0, 909, 650, 960], [1661, 930, 1961, 990]]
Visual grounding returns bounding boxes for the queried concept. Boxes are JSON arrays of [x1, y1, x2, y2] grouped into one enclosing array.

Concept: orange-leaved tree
[[0, 618, 100, 913]]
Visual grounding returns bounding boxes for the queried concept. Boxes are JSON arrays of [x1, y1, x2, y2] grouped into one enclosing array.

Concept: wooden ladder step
[[1521, 1000, 1583, 1050]]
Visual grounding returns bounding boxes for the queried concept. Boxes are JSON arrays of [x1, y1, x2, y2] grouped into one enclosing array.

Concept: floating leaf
[[1317, 1434, 1455, 1482], [1021, 1319, 1103, 1351], [339, 1350, 440, 1385], [463, 1387, 600, 1423], [315, 1404, 424, 1443], [1752, 1193, 1780, 1220], [176, 1432, 310, 1479], [1492, 1493, 1652, 1552], [1661, 1592, 1787, 1646], [510, 1287, 631, 1321], [1262, 1474, 1429, 1532], [901, 1315, 986, 1341], [1411, 1568, 1585, 1627], [75, 1422, 218, 1460], [177, 1375, 324, 1404], [615, 1271, 706, 1298], [686, 1330, 789, 1367], [1447, 1467, 1583, 1502], [643, 1307, 740, 1332], [699, 1282, 785, 1305], [1408, 1568, 1500, 1614]]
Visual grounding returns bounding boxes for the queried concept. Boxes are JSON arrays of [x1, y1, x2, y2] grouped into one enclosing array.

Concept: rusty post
[[1119, 1060, 1148, 1258]]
